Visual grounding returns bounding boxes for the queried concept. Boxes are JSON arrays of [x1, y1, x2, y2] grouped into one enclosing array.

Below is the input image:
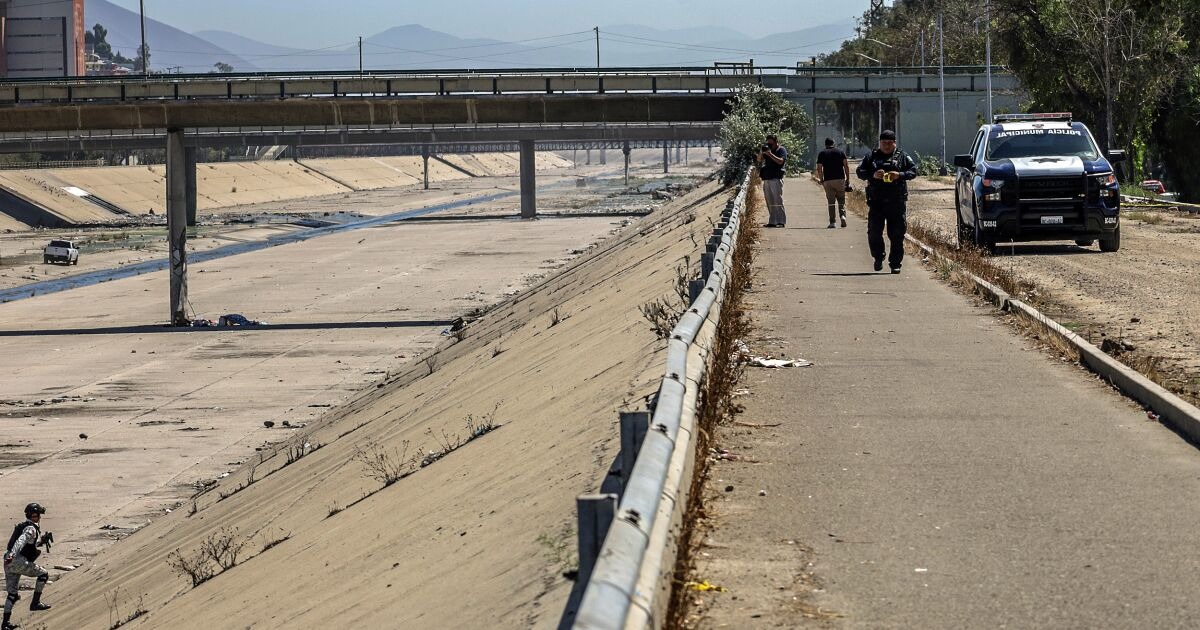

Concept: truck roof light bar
[[994, 112, 1072, 123]]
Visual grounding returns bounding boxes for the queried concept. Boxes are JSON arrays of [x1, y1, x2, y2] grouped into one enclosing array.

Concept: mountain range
[[84, 0, 856, 74]]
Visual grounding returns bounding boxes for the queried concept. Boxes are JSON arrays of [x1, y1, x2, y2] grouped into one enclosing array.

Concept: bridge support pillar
[[166, 129, 189, 326], [622, 141, 631, 188], [599, 147, 606, 165], [184, 146, 197, 227], [708, 144, 713, 159], [586, 148, 591, 165], [663, 144, 669, 174], [421, 145, 430, 190], [519, 139, 536, 219], [675, 143, 682, 164]]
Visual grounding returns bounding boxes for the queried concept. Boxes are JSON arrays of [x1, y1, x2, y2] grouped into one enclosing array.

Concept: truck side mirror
[[952, 154, 974, 169], [1106, 149, 1126, 163]]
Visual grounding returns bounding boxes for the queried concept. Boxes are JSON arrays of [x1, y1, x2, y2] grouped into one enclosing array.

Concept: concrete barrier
[[571, 172, 752, 629], [906, 233, 1200, 445]]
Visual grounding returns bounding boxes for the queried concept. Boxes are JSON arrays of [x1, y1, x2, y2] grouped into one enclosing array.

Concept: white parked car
[[43, 239, 79, 265]]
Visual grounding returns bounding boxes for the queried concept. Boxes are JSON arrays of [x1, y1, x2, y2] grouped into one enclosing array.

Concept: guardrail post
[[576, 493, 618, 583], [619, 411, 651, 493], [688, 279, 705, 303], [701, 253, 714, 279]]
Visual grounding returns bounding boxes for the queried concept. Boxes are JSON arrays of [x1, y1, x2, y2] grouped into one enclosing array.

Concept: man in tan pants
[[815, 138, 851, 228]]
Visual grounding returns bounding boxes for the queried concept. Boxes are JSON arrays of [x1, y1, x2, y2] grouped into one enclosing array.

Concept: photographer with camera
[[4, 503, 53, 629], [856, 130, 917, 273], [758, 134, 788, 227]]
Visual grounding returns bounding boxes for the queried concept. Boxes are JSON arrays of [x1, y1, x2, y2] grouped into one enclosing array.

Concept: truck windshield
[[986, 128, 1100, 161]]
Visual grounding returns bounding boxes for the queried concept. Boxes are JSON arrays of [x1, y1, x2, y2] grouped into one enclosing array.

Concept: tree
[[213, 62, 234, 73], [86, 23, 114, 60], [134, 43, 151, 72], [995, 0, 1189, 180], [718, 84, 812, 185], [1152, 5, 1200, 200], [821, 0, 999, 68]]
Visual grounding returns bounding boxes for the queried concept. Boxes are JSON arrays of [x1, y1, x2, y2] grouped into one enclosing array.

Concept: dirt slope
[[0, 152, 573, 226], [34, 178, 730, 629]]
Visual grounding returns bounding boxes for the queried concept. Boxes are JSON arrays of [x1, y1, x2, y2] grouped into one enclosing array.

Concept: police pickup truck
[[952, 113, 1125, 252]]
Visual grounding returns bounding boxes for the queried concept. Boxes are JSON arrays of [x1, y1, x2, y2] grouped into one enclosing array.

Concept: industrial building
[[0, 0, 85, 78]]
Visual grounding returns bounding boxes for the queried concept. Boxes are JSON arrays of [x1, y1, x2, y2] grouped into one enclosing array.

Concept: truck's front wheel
[[1099, 226, 1121, 252]]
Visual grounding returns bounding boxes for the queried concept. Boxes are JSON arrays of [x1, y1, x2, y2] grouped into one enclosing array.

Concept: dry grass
[[1125, 211, 1165, 225], [666, 175, 760, 629]]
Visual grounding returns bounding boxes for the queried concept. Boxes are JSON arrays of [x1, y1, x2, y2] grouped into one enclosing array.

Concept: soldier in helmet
[[4, 503, 52, 629]]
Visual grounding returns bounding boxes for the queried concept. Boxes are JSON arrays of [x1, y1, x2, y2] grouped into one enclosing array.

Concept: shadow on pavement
[[0, 320, 456, 337], [810, 271, 888, 277], [991, 243, 1101, 256]]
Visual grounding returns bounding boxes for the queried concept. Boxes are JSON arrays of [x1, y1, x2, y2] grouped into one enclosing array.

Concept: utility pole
[[919, 28, 925, 72], [358, 36, 363, 78], [139, 0, 147, 77], [594, 27, 600, 70], [985, 0, 993, 122], [938, 12, 947, 176]]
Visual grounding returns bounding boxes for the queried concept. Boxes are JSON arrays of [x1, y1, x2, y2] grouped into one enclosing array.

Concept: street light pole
[[139, 0, 147, 77], [854, 53, 884, 138], [594, 27, 600, 71], [985, 0, 993, 121], [938, 12, 947, 175]]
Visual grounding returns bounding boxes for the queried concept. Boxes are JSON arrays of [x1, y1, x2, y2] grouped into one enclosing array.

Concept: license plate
[[1040, 215, 1064, 225]]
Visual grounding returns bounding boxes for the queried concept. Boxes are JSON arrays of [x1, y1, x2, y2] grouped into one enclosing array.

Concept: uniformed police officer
[[855, 130, 918, 273], [4, 503, 52, 630]]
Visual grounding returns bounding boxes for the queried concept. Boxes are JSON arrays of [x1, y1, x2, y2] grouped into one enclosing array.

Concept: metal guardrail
[[0, 65, 1005, 87], [0, 159, 105, 170], [570, 171, 752, 629]]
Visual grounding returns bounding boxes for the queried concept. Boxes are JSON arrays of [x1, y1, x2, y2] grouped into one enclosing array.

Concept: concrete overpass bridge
[[0, 66, 1018, 324]]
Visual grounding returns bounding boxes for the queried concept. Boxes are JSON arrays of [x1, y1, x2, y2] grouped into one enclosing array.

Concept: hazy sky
[[107, 0, 869, 46]]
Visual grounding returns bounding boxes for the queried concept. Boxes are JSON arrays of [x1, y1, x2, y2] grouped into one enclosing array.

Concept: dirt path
[[907, 177, 1200, 402]]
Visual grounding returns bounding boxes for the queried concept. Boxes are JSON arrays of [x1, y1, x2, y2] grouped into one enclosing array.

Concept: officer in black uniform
[[855, 130, 918, 273], [4, 503, 52, 630]]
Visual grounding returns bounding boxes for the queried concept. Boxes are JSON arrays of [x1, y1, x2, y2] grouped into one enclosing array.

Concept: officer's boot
[[28, 591, 49, 612], [2, 610, 18, 629]]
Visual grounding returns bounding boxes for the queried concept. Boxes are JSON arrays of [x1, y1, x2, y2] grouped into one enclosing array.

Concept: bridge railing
[[0, 67, 1014, 105]]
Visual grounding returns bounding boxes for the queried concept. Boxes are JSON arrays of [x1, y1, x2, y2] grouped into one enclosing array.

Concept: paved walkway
[[692, 178, 1200, 629]]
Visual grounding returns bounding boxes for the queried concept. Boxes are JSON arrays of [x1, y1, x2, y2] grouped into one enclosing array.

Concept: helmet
[[23, 503, 45, 518]]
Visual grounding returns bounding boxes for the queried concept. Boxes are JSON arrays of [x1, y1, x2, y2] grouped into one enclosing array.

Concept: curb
[[906, 233, 1200, 444]]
